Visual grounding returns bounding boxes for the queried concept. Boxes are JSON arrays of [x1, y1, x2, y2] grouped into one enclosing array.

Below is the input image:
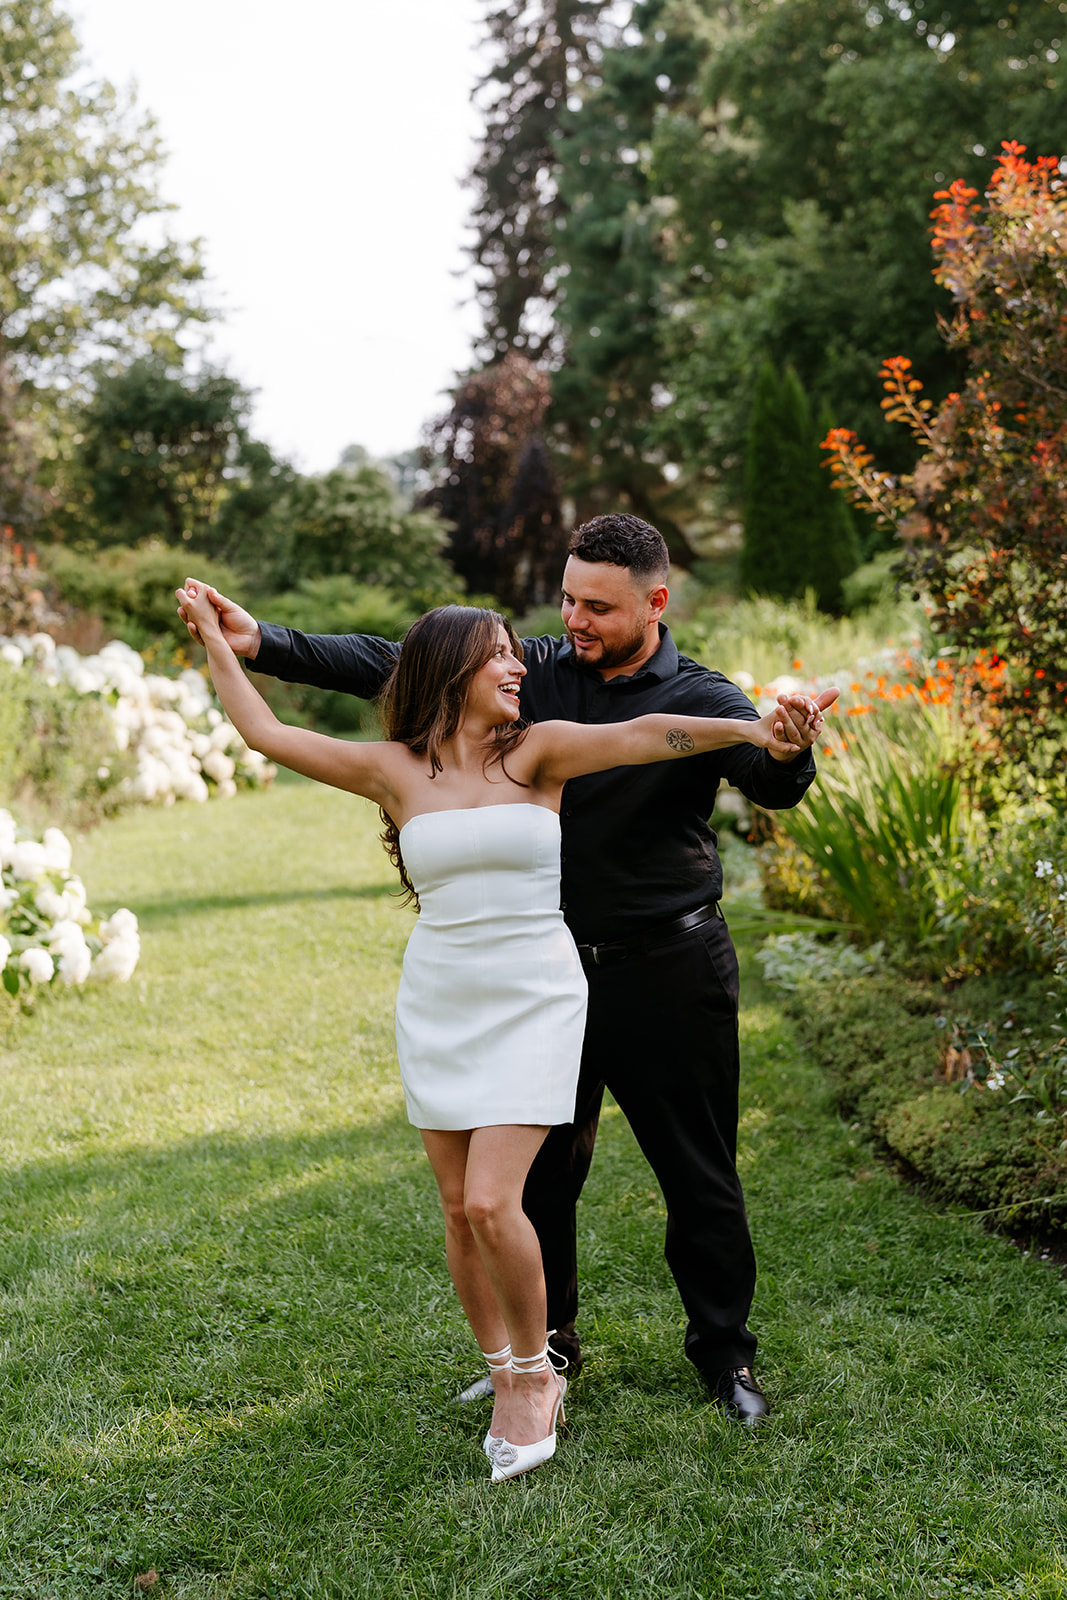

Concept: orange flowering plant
[[822, 142, 1067, 797]]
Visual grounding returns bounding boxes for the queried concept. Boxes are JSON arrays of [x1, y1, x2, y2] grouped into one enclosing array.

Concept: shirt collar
[[559, 623, 679, 685]]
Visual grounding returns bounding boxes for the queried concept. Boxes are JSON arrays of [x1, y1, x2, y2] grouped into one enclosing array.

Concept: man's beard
[[566, 620, 649, 671]]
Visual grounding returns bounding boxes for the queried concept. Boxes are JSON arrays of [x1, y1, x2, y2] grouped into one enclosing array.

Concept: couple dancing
[[178, 514, 835, 1482]]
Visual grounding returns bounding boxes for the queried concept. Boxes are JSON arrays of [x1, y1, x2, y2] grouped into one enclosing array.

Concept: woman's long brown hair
[[378, 606, 528, 905]]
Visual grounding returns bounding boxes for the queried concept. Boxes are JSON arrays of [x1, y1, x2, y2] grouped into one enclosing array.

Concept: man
[[182, 514, 833, 1422]]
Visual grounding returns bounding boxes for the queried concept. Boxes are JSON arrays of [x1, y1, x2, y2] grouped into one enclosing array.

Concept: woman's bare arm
[[524, 707, 814, 789], [176, 581, 400, 808]]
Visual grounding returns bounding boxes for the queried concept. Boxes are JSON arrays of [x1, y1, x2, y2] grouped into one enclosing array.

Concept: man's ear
[[648, 584, 669, 622]]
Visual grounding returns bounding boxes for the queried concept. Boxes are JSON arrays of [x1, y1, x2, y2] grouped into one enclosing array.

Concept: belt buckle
[[590, 939, 626, 966]]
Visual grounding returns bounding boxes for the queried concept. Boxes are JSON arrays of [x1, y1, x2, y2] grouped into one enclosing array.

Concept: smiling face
[[466, 624, 527, 724], [560, 556, 669, 679]]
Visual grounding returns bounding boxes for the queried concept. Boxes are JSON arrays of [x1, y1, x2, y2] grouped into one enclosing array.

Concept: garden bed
[[777, 966, 1067, 1230]]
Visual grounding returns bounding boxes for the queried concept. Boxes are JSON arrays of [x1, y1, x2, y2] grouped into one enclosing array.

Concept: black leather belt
[[575, 901, 723, 968]]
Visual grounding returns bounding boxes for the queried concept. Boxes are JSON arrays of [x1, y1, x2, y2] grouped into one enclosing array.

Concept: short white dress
[[394, 804, 588, 1130]]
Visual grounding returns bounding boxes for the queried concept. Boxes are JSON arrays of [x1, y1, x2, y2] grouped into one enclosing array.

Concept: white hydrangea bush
[[0, 810, 140, 998], [0, 632, 275, 807]]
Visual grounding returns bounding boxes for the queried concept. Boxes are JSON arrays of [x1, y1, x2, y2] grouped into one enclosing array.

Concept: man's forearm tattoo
[[666, 727, 695, 753]]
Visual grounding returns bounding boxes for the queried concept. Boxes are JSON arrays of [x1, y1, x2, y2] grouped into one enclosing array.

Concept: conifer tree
[[741, 363, 859, 611], [469, 0, 614, 362]]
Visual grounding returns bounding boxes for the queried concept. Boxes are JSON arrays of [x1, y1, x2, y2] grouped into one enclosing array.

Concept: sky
[[71, 0, 487, 474]]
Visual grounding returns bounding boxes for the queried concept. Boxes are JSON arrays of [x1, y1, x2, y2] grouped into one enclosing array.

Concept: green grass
[[1, 785, 1066, 1598]]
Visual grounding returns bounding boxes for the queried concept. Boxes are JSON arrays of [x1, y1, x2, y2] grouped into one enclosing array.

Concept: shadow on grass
[[132, 881, 400, 925]]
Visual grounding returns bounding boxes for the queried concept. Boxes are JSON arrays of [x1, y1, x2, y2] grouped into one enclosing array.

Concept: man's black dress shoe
[[711, 1366, 770, 1424]]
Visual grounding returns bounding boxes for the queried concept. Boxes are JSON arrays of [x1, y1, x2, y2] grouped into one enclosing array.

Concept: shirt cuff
[[249, 620, 293, 676]]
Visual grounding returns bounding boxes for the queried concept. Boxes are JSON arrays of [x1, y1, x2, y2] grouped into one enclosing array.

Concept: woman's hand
[[175, 580, 225, 646], [768, 687, 839, 761], [176, 583, 262, 658]]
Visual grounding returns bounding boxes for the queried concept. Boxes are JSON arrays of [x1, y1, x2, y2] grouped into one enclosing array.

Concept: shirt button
[[564, 808, 572, 816]]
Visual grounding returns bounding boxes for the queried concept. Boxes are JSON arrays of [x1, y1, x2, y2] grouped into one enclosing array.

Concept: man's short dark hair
[[568, 514, 670, 585]]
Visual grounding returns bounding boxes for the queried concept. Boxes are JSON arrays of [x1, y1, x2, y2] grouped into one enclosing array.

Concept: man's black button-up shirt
[[253, 621, 816, 945]]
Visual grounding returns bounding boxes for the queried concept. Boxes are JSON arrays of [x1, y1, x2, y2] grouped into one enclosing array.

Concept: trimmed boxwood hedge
[[782, 970, 1067, 1227]]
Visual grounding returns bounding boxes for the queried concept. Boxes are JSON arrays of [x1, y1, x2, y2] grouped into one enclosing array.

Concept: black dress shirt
[[253, 622, 816, 945]]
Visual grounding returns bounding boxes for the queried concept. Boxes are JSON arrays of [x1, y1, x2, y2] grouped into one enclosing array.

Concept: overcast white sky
[[72, 0, 487, 473]]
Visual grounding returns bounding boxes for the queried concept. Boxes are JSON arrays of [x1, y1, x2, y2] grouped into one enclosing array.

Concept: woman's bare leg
[[462, 1125, 561, 1448], [421, 1124, 560, 1448], [420, 1128, 512, 1444]]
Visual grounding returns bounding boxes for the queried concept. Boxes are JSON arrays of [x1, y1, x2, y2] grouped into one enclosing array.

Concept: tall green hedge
[[741, 362, 860, 613]]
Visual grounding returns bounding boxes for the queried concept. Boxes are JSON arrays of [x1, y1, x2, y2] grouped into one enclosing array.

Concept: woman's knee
[[463, 1186, 511, 1239], [439, 1190, 474, 1241]]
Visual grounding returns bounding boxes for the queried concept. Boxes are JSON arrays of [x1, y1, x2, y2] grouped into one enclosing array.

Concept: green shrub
[[42, 541, 244, 656], [776, 698, 978, 960], [261, 464, 459, 601], [670, 587, 926, 688], [0, 664, 133, 827], [259, 576, 416, 736], [741, 362, 861, 612], [775, 966, 1067, 1223]]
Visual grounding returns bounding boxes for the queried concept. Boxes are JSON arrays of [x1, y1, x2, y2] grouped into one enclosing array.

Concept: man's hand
[[767, 688, 839, 762], [176, 583, 261, 659]]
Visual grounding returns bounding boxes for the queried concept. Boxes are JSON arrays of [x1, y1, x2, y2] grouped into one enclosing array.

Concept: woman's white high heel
[[481, 1343, 511, 1460], [490, 1340, 567, 1482]]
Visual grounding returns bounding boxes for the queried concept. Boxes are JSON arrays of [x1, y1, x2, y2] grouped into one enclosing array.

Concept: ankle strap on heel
[[510, 1332, 569, 1377], [482, 1343, 512, 1374]]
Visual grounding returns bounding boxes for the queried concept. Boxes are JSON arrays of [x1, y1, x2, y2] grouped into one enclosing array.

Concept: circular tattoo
[[666, 727, 695, 753]]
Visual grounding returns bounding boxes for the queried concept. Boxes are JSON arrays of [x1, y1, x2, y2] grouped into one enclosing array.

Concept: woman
[[177, 584, 812, 1481]]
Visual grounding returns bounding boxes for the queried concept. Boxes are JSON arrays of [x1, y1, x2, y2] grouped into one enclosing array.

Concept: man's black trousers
[[522, 913, 758, 1379]]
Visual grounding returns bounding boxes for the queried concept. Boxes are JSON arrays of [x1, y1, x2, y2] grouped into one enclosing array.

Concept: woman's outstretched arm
[[176, 580, 399, 808], [525, 700, 837, 788]]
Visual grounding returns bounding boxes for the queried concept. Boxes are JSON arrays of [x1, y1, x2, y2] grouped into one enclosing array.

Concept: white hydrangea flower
[[201, 748, 236, 784], [49, 923, 92, 985], [99, 908, 139, 944], [1035, 859, 1055, 879], [0, 934, 11, 967], [7, 840, 48, 881], [91, 912, 140, 981], [35, 885, 73, 922], [0, 886, 18, 913], [42, 828, 73, 872], [19, 947, 54, 984], [0, 641, 24, 667]]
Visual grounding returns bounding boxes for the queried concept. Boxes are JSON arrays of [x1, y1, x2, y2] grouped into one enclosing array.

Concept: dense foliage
[[741, 362, 859, 610], [0, 1, 208, 393], [824, 143, 1067, 797], [460, 0, 1065, 552], [469, 0, 614, 361], [421, 351, 567, 611]]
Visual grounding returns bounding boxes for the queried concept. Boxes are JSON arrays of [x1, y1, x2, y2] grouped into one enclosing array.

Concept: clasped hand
[[768, 689, 839, 760]]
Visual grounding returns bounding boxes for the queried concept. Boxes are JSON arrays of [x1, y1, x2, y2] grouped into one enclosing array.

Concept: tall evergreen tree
[[547, 0, 718, 558], [421, 351, 566, 612], [741, 362, 859, 612], [469, 0, 615, 362]]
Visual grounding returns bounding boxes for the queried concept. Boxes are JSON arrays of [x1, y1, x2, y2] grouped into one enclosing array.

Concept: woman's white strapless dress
[[394, 804, 588, 1130]]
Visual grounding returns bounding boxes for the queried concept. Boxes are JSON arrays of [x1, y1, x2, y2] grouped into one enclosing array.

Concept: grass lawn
[[1, 782, 1065, 1599]]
